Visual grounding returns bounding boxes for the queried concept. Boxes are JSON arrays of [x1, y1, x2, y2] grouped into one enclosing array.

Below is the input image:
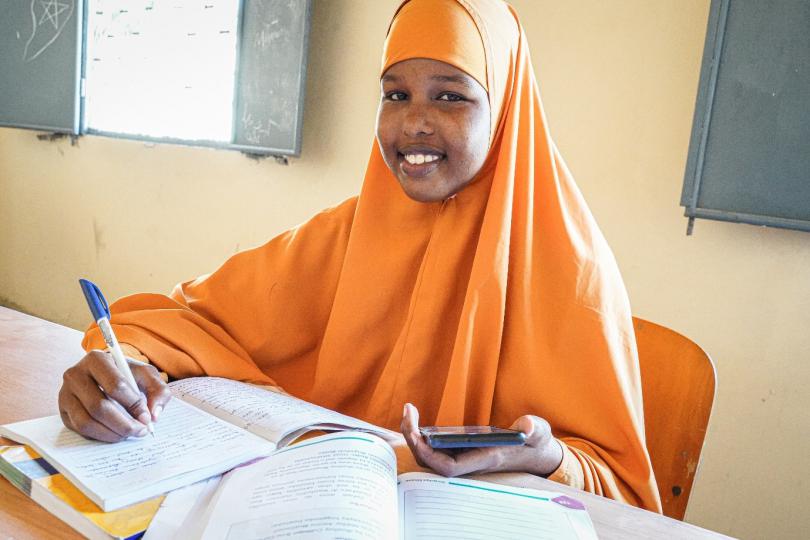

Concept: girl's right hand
[[58, 349, 171, 442]]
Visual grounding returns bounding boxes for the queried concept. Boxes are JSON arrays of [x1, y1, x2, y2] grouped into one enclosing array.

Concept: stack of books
[[0, 444, 160, 540]]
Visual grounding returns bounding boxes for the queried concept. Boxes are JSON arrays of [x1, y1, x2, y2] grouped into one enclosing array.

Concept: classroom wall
[[1, 1, 807, 538]]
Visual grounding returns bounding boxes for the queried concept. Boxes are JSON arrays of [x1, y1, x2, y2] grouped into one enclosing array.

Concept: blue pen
[[79, 279, 155, 437]]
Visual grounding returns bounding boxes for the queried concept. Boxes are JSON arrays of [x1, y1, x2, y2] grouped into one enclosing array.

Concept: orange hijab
[[84, 0, 660, 510]]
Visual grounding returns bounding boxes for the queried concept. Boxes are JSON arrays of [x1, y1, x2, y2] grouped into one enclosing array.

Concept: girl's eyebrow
[[430, 74, 474, 88], [380, 73, 474, 88]]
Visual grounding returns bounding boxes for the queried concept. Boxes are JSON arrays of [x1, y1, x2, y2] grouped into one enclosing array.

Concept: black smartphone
[[419, 426, 527, 449]]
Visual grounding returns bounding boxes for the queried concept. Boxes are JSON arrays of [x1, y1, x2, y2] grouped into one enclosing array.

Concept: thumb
[[509, 415, 536, 438], [405, 403, 421, 431]]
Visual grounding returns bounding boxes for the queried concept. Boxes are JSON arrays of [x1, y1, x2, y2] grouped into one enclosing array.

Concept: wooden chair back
[[633, 317, 716, 521]]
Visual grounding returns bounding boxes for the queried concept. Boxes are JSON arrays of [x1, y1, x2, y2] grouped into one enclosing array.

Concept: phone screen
[[419, 426, 526, 449]]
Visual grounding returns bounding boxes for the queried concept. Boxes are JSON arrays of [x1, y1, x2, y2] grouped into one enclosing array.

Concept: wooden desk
[[0, 306, 734, 540]]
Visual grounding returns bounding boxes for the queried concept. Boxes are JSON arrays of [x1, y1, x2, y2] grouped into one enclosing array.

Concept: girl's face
[[376, 58, 490, 203]]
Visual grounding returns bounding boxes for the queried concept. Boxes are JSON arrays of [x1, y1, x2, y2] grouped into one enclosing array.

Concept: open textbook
[[158, 431, 597, 540], [0, 377, 395, 511]]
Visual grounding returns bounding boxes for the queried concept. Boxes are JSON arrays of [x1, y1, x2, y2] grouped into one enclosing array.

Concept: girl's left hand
[[400, 403, 564, 477]]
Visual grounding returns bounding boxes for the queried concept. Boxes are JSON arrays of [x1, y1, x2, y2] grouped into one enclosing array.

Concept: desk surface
[[0, 306, 734, 540]]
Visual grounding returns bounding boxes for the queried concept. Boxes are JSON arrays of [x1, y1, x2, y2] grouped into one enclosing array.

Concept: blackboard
[[0, 0, 312, 157], [234, 0, 312, 155], [681, 0, 810, 234], [0, 0, 83, 133]]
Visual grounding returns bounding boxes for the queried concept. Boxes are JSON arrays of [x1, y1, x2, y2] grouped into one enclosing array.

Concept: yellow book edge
[[0, 445, 162, 539]]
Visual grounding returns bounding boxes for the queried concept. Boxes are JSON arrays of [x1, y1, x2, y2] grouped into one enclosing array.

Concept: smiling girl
[[59, 0, 662, 512]]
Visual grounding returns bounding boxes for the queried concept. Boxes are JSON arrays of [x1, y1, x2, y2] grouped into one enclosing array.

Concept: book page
[[397, 473, 598, 540], [143, 475, 221, 540], [170, 377, 397, 446], [196, 432, 399, 540], [0, 399, 275, 511]]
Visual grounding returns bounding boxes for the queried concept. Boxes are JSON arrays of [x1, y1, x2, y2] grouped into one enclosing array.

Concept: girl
[[59, 0, 661, 511]]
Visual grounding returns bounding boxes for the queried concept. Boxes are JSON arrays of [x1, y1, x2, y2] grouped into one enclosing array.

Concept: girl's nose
[[402, 102, 434, 137]]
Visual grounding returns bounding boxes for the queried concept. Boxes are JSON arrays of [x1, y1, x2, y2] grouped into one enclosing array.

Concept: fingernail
[[152, 405, 163, 421], [403, 404, 408, 416], [135, 427, 148, 437], [138, 412, 152, 426]]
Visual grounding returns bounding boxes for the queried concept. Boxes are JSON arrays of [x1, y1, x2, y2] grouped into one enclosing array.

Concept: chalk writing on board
[[23, 0, 75, 62], [241, 109, 278, 145]]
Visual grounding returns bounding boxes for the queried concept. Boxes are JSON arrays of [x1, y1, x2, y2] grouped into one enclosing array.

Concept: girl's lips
[[399, 154, 444, 179]]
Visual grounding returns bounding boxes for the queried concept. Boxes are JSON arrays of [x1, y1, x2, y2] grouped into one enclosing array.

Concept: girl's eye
[[437, 92, 464, 102], [385, 92, 407, 101]]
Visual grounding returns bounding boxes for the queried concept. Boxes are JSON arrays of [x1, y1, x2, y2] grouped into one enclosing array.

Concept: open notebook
[[164, 431, 597, 540], [0, 377, 396, 511]]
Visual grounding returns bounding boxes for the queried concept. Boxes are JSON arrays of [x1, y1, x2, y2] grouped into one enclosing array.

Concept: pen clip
[[79, 278, 111, 322]]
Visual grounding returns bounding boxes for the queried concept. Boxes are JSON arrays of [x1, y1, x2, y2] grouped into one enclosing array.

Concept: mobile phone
[[419, 426, 527, 449]]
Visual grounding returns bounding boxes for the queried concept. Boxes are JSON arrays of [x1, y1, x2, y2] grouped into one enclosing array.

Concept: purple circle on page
[[552, 495, 586, 510]]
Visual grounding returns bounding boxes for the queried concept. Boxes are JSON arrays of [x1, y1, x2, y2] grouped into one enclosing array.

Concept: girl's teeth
[[404, 154, 439, 165]]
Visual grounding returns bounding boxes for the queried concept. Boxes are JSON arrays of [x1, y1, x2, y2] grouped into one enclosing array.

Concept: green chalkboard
[[682, 0, 810, 233], [234, 0, 312, 155], [0, 0, 83, 133]]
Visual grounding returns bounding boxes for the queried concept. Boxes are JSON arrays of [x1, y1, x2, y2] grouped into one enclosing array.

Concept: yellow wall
[[1, 1, 808, 538]]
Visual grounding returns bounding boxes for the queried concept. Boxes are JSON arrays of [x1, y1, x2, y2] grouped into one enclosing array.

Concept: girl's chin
[[397, 178, 452, 203]]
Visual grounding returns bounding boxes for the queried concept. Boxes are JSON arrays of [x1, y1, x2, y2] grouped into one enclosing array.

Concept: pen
[[79, 278, 155, 438]]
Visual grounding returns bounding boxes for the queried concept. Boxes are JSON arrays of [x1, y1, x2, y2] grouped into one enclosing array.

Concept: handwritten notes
[[170, 377, 395, 446], [0, 399, 274, 510]]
